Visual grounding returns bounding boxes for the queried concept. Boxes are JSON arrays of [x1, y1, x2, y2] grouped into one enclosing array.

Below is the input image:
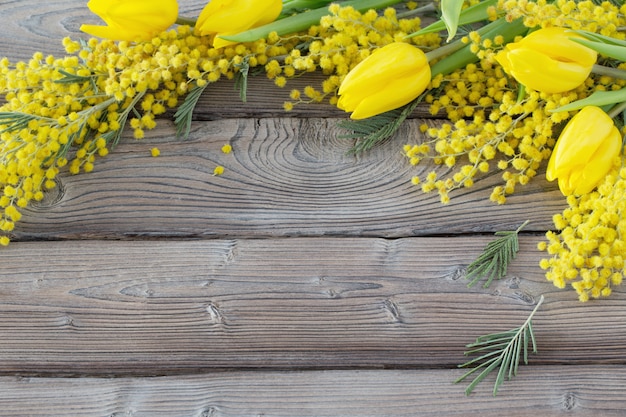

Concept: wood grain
[[1, 367, 626, 416], [3, 1, 624, 416], [0, 238, 624, 376], [13, 118, 566, 241]]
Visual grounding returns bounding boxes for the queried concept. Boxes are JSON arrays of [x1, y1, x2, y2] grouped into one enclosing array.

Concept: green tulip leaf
[[570, 38, 626, 62], [279, 0, 336, 18], [222, 0, 403, 43], [573, 30, 626, 47], [406, 0, 498, 39], [551, 88, 626, 113], [441, 0, 465, 42]]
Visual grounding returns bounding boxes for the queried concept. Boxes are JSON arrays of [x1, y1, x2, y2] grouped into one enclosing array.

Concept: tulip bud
[[196, 0, 283, 49], [337, 42, 431, 120], [495, 27, 597, 94], [546, 106, 622, 196], [80, 0, 178, 42]]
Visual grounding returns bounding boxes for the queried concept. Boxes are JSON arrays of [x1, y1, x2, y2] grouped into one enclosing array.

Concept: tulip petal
[[86, 0, 114, 15], [518, 27, 597, 67], [550, 107, 615, 177], [574, 127, 622, 194], [82, 0, 177, 41], [547, 106, 622, 196], [337, 43, 431, 119], [505, 48, 590, 93], [496, 27, 597, 94], [197, 0, 282, 36], [338, 43, 428, 97], [348, 69, 431, 119]]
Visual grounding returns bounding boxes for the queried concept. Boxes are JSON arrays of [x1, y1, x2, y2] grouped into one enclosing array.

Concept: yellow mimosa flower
[[546, 106, 622, 196], [495, 27, 597, 94], [337, 42, 431, 120], [196, 0, 283, 49], [80, 0, 178, 42]]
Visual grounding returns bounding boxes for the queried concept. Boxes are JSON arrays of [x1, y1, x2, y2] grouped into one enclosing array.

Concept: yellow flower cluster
[[0, 4, 444, 245], [539, 162, 626, 302], [274, 5, 441, 109], [0, 27, 247, 244], [398, 0, 626, 302], [403, 0, 626, 205], [499, 0, 626, 38], [404, 57, 582, 204]]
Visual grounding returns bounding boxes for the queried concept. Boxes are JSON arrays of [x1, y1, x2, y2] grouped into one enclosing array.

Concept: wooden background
[[1, 1, 625, 415]]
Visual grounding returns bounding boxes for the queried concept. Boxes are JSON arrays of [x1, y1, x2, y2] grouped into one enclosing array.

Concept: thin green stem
[[592, 64, 626, 80], [397, 3, 437, 19], [608, 100, 626, 118], [516, 220, 530, 233], [523, 295, 544, 329], [424, 35, 469, 61]]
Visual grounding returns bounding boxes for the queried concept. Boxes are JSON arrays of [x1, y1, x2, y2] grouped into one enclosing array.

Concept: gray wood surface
[[14, 117, 565, 240], [1, 367, 625, 416], [1, 0, 625, 416], [2, 238, 623, 376]]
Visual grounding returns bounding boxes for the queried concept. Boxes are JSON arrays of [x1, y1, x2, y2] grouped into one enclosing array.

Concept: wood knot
[[506, 276, 522, 289], [514, 291, 535, 305], [448, 265, 467, 281], [59, 314, 77, 329], [200, 406, 219, 417], [30, 178, 65, 209], [382, 299, 402, 323], [206, 302, 224, 324], [562, 392, 577, 411]]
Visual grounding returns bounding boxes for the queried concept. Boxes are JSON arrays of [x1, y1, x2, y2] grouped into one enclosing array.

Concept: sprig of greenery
[[234, 56, 250, 103], [173, 83, 208, 139], [0, 112, 41, 134], [338, 95, 421, 154], [456, 295, 544, 396], [465, 220, 529, 288]]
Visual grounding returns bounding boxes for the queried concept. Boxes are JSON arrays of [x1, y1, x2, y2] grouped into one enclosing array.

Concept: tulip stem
[[424, 36, 468, 62], [222, 0, 404, 42], [176, 16, 197, 27], [397, 3, 437, 19], [607, 100, 626, 119], [591, 64, 626, 80]]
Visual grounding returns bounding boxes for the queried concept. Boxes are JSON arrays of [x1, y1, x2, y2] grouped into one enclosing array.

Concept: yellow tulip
[[546, 106, 622, 196], [196, 0, 283, 49], [337, 42, 431, 120], [80, 0, 178, 42], [495, 27, 597, 94]]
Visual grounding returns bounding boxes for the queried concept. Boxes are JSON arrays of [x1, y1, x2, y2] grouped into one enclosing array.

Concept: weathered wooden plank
[[13, 118, 565, 241], [1, 367, 625, 416], [0, 238, 623, 375]]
